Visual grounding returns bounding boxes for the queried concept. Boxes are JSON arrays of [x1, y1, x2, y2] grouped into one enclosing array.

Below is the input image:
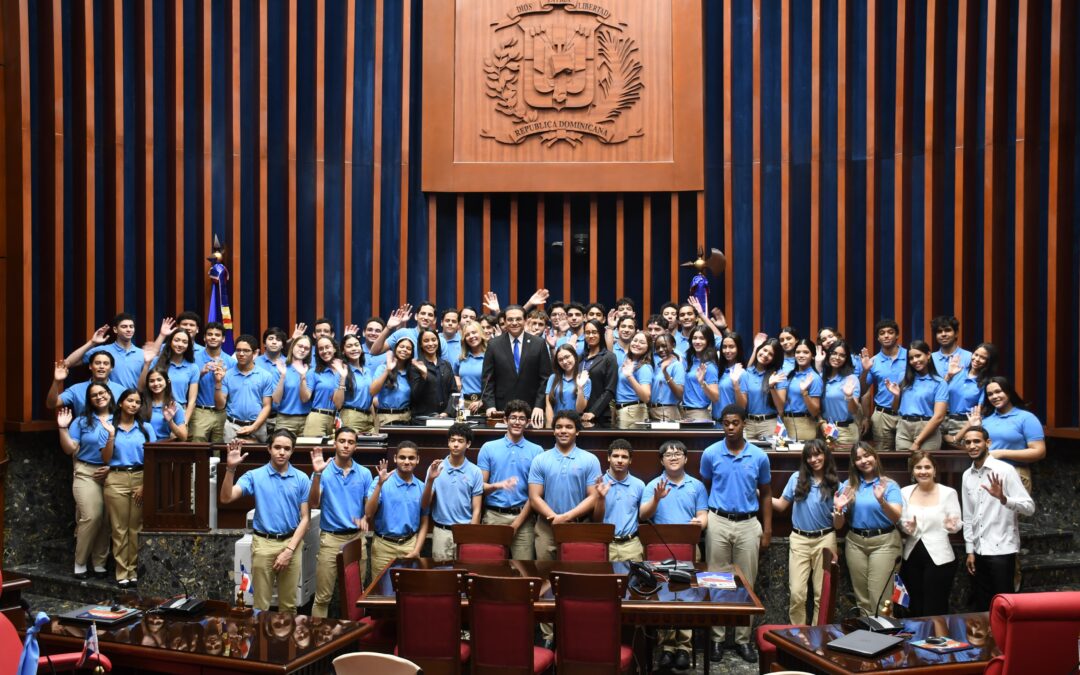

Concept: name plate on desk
[[651, 421, 681, 431], [425, 418, 455, 428]]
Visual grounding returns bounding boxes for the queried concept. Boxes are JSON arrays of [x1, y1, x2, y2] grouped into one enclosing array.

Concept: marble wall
[[3, 431, 76, 567]]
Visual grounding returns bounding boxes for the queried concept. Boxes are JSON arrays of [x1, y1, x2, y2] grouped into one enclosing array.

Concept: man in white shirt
[[961, 426, 1034, 611]]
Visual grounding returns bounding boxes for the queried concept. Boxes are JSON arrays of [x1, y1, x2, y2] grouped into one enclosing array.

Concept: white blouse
[[899, 484, 962, 566]]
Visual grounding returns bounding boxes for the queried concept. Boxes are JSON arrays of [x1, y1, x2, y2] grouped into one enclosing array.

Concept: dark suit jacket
[[481, 332, 553, 411]]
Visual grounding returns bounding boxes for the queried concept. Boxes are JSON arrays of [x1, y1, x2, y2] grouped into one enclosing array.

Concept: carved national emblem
[[481, 1, 644, 148]]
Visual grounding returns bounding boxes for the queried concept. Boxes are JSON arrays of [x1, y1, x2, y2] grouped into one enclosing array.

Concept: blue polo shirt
[[368, 471, 425, 537], [651, 359, 685, 406], [371, 366, 411, 409], [148, 403, 186, 440], [194, 350, 237, 406], [149, 358, 201, 405], [643, 474, 708, 524], [716, 365, 739, 414], [946, 371, 983, 414], [309, 368, 342, 411], [699, 439, 771, 513], [459, 353, 485, 395], [237, 463, 311, 535], [781, 473, 834, 532], [430, 456, 484, 526], [343, 365, 373, 410], [255, 353, 285, 377], [547, 375, 590, 413], [932, 348, 972, 378], [612, 342, 629, 367], [109, 423, 156, 466], [822, 374, 860, 422], [477, 434, 543, 508], [442, 334, 462, 372], [865, 347, 908, 408], [528, 446, 602, 515], [846, 477, 902, 530], [277, 367, 315, 416], [782, 369, 824, 414], [781, 355, 796, 374], [982, 408, 1044, 459], [616, 363, 653, 404], [221, 367, 275, 421], [59, 380, 126, 416], [897, 374, 948, 417], [682, 358, 718, 409], [85, 342, 144, 390], [362, 344, 388, 372], [599, 472, 645, 537], [387, 327, 449, 361], [673, 332, 690, 357], [68, 415, 110, 464], [740, 366, 777, 416], [318, 460, 373, 532]]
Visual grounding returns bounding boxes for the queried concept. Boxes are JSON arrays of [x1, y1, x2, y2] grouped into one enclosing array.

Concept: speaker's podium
[[233, 509, 321, 609]]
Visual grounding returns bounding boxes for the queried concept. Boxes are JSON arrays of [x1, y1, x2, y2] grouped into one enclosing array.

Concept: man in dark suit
[[482, 305, 552, 428]]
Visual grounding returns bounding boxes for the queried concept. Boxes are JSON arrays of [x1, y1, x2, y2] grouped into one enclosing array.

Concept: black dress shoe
[[658, 651, 675, 670], [673, 649, 691, 670], [92, 569, 109, 579], [734, 642, 756, 663], [117, 579, 130, 589], [73, 571, 90, 581], [709, 640, 724, 661]]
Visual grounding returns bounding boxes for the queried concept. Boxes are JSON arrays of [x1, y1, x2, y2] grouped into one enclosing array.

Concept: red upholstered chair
[[755, 548, 840, 673], [390, 568, 470, 675], [451, 524, 514, 561], [984, 591, 1080, 675], [337, 537, 396, 652], [637, 523, 701, 561], [553, 523, 615, 562], [550, 571, 634, 673], [464, 574, 554, 674]]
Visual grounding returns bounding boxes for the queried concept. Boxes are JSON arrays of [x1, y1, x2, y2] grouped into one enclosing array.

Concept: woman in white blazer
[[899, 451, 962, 616]]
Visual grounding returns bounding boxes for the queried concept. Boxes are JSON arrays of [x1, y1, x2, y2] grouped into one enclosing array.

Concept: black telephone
[[157, 595, 206, 615], [627, 561, 661, 595]]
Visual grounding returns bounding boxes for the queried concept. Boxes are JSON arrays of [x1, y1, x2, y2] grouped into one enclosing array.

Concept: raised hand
[[947, 354, 963, 378], [982, 472, 1006, 504], [143, 343, 158, 363], [814, 344, 826, 370], [711, 307, 727, 329], [872, 480, 887, 502], [482, 291, 500, 313], [412, 359, 428, 377], [498, 476, 519, 491], [331, 359, 348, 377], [730, 363, 744, 384], [162, 402, 177, 422], [310, 447, 328, 473], [292, 322, 308, 339], [545, 329, 558, 348], [91, 325, 111, 345], [842, 375, 857, 398], [884, 379, 901, 398], [99, 416, 115, 436], [213, 361, 227, 383], [556, 316, 570, 334], [696, 361, 707, 382], [966, 406, 982, 427], [376, 459, 390, 484], [752, 332, 767, 350], [57, 407, 73, 429], [576, 370, 590, 388], [384, 351, 397, 371], [53, 361, 69, 382], [226, 439, 249, 468], [159, 317, 176, 338], [426, 458, 443, 481], [607, 309, 619, 329], [799, 374, 813, 392], [833, 488, 853, 512], [275, 360, 287, 376], [768, 371, 787, 388], [653, 477, 670, 501], [344, 323, 360, 337], [860, 347, 873, 372], [525, 288, 549, 308], [594, 475, 611, 498], [293, 360, 309, 376], [621, 357, 635, 376], [687, 295, 704, 315]]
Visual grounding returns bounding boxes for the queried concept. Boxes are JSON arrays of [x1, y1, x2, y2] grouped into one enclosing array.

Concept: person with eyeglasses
[[213, 334, 275, 443], [477, 399, 543, 559]]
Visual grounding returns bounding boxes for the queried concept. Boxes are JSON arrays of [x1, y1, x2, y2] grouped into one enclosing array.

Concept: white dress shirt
[[962, 456, 1035, 556], [899, 484, 962, 565]]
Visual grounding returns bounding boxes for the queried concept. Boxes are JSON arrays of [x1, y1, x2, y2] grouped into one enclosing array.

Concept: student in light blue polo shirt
[[650, 334, 686, 422], [778, 339, 825, 441], [63, 314, 145, 390], [339, 334, 376, 433], [214, 334, 275, 443], [592, 439, 645, 561], [613, 332, 653, 429], [682, 327, 720, 422], [47, 352, 126, 416], [610, 316, 636, 366], [771, 440, 843, 625], [189, 322, 236, 443], [478, 399, 543, 560], [422, 423, 484, 561], [369, 339, 415, 427], [361, 317, 390, 372], [700, 405, 772, 662], [365, 441, 430, 579], [308, 427, 373, 617], [741, 338, 787, 440], [821, 340, 861, 448], [546, 345, 591, 422], [371, 302, 449, 360], [141, 369, 188, 440], [255, 327, 288, 377], [145, 329, 200, 422], [220, 430, 312, 613], [860, 318, 908, 451], [777, 327, 800, 374], [930, 315, 973, 381], [440, 309, 463, 372], [458, 321, 488, 413], [942, 343, 998, 447], [271, 336, 316, 436], [303, 337, 349, 438], [968, 376, 1045, 493], [715, 332, 747, 420], [887, 340, 948, 451]]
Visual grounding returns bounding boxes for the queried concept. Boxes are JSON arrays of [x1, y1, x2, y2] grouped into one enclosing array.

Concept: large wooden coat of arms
[[422, 0, 704, 193]]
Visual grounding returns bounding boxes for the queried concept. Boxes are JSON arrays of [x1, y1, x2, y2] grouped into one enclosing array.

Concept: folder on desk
[[827, 629, 904, 657]]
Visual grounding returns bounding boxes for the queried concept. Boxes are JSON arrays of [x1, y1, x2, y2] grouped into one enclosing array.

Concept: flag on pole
[[773, 417, 791, 442], [239, 563, 252, 597], [891, 573, 910, 608], [207, 235, 235, 354], [78, 622, 101, 668], [821, 421, 840, 441]]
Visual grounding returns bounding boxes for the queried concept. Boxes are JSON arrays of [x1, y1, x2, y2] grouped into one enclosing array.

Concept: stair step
[[8, 561, 135, 607], [1019, 552, 1080, 590], [1019, 525, 1075, 555]]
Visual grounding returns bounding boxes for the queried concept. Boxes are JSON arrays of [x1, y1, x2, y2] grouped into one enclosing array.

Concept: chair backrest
[[637, 523, 700, 561], [391, 568, 466, 675], [465, 574, 542, 675], [451, 524, 513, 561], [553, 523, 615, 561], [0, 604, 21, 675], [816, 548, 840, 625], [550, 571, 625, 671], [987, 591, 1080, 675], [337, 537, 367, 622], [333, 652, 421, 675]]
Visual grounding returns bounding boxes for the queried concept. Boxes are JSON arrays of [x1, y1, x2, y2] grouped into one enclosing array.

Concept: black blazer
[[481, 332, 553, 411], [407, 359, 458, 417]]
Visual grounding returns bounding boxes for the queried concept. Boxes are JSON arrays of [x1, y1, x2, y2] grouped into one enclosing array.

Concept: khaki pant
[[224, 419, 267, 444], [1014, 465, 1033, 494], [251, 534, 304, 612], [189, 407, 225, 443], [339, 408, 376, 434], [303, 410, 337, 438], [649, 405, 682, 422], [683, 407, 712, 422], [312, 531, 361, 618], [73, 461, 110, 570], [870, 409, 899, 451], [743, 416, 777, 441], [534, 517, 558, 562], [657, 545, 701, 652], [895, 419, 942, 451], [374, 411, 411, 430], [431, 526, 458, 562], [845, 529, 902, 615], [788, 531, 838, 625], [483, 509, 536, 560], [369, 534, 417, 582], [104, 470, 143, 582], [940, 417, 967, 448], [706, 512, 762, 644], [831, 422, 860, 450], [608, 536, 643, 562], [274, 414, 308, 437], [784, 415, 820, 443], [612, 403, 648, 429]]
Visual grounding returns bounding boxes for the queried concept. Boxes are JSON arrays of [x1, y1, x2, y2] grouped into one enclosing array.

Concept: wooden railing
[[142, 442, 214, 532]]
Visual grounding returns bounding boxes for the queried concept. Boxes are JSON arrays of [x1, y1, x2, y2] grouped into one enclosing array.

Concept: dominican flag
[[891, 573, 910, 608], [239, 563, 252, 597], [822, 421, 840, 440], [78, 622, 101, 668], [774, 418, 791, 442]]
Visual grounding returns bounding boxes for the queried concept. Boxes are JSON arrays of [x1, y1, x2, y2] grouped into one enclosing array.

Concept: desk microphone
[[643, 521, 695, 584], [852, 556, 904, 633]]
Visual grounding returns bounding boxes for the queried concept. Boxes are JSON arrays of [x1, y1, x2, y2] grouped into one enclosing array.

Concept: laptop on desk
[[827, 629, 905, 658]]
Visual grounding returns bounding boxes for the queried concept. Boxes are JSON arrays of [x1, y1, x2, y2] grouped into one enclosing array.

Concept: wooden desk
[[33, 600, 370, 674], [0, 571, 30, 630], [764, 612, 999, 674], [360, 558, 765, 628]]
